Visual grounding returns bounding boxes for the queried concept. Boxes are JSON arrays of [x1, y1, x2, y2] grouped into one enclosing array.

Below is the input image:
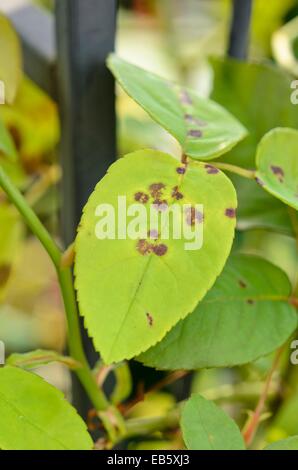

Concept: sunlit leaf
[[255, 128, 298, 211], [0, 14, 22, 104], [108, 54, 247, 160], [139, 255, 297, 370], [181, 394, 245, 450], [272, 16, 298, 76], [75, 149, 237, 364], [0, 366, 93, 450]]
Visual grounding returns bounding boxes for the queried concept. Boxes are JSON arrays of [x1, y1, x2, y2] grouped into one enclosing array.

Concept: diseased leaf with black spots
[[75, 149, 237, 364], [255, 128, 298, 211], [107, 54, 247, 161]]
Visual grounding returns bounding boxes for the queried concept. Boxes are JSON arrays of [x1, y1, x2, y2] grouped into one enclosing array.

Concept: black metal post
[[55, 0, 117, 417], [228, 0, 253, 60]]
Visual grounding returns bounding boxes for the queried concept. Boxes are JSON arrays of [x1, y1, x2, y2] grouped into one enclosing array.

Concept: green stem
[[213, 162, 256, 180], [0, 165, 109, 411]]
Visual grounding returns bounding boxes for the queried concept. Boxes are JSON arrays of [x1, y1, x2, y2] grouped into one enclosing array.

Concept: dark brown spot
[[137, 239, 153, 256], [225, 208, 236, 219], [239, 280, 247, 289], [146, 312, 154, 327], [205, 164, 219, 175], [185, 207, 204, 226], [0, 264, 11, 286], [271, 165, 284, 182], [176, 167, 186, 175], [148, 229, 159, 240], [153, 200, 168, 211], [172, 186, 184, 200], [247, 299, 255, 305], [180, 90, 192, 105], [134, 192, 149, 204], [153, 244, 168, 256], [188, 129, 203, 138], [149, 183, 165, 199], [255, 177, 265, 187]]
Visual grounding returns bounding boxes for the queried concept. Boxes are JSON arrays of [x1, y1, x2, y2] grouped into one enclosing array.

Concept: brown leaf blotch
[[270, 165, 284, 182], [153, 244, 168, 257], [134, 192, 149, 204], [247, 299, 255, 305], [239, 280, 247, 289], [137, 239, 153, 256], [225, 208, 236, 219], [176, 167, 186, 175], [185, 207, 204, 226], [205, 164, 219, 175], [149, 183, 165, 199], [188, 129, 203, 138], [146, 312, 154, 327], [172, 186, 184, 200]]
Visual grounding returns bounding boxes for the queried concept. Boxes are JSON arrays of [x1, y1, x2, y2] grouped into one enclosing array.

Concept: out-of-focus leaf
[[211, 58, 298, 233], [7, 350, 81, 371], [0, 204, 23, 301], [0, 118, 17, 161], [110, 362, 132, 406], [127, 392, 176, 420], [75, 149, 237, 363], [0, 14, 22, 104], [0, 366, 93, 450], [0, 78, 59, 165], [108, 54, 247, 160], [181, 394, 245, 450], [264, 436, 298, 450], [139, 255, 297, 370], [256, 128, 298, 211], [272, 16, 298, 76]]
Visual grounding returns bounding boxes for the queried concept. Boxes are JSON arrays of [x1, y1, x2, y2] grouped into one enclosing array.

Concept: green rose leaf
[[211, 58, 298, 235], [181, 394, 245, 450], [0, 366, 93, 450], [0, 14, 22, 104], [75, 149, 237, 364], [107, 54, 247, 160], [139, 255, 297, 370], [0, 118, 17, 161], [255, 128, 298, 211], [264, 436, 298, 450]]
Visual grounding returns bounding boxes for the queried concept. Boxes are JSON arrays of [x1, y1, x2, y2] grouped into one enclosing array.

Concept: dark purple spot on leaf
[[239, 280, 247, 289], [271, 165, 284, 182], [149, 183, 165, 199], [172, 186, 184, 200], [153, 244, 168, 256], [134, 192, 149, 204], [137, 239, 153, 256], [225, 208, 236, 219], [176, 167, 186, 175], [205, 164, 219, 175], [185, 207, 204, 226], [188, 129, 203, 138], [148, 229, 159, 240], [146, 312, 154, 327]]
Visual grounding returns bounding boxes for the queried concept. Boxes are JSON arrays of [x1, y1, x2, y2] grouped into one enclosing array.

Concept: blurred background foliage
[[0, 0, 298, 449]]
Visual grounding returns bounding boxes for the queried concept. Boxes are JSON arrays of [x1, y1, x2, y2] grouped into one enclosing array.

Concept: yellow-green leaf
[[0, 14, 22, 104]]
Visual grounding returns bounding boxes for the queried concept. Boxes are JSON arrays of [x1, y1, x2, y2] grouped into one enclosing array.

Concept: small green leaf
[[264, 436, 298, 450], [0, 366, 93, 450], [75, 149, 237, 364], [256, 128, 298, 211], [0, 14, 22, 104], [7, 349, 81, 370], [0, 118, 17, 161], [139, 255, 297, 370], [181, 394, 245, 450], [107, 54, 247, 160]]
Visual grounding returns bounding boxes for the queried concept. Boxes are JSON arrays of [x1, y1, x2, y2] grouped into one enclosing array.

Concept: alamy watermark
[[290, 340, 298, 365], [94, 196, 204, 251], [291, 80, 298, 105]]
